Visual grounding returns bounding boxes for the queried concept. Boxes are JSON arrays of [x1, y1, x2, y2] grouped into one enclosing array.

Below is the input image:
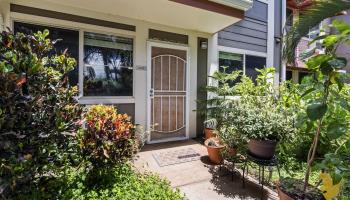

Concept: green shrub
[[62, 164, 185, 200], [77, 105, 136, 168], [0, 30, 83, 198]]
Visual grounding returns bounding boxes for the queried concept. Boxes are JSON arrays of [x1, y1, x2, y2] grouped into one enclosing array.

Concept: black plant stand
[[242, 152, 280, 200]]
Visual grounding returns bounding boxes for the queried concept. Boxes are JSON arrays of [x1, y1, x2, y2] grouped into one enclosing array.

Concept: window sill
[[78, 96, 135, 104]]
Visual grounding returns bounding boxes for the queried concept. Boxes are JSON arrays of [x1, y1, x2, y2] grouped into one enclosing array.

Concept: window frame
[[217, 46, 267, 79], [11, 16, 136, 104]]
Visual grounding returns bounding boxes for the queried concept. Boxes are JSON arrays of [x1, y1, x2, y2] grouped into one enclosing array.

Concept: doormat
[[153, 148, 201, 167]]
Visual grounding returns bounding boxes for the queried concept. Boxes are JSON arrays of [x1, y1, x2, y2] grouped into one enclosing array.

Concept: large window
[[14, 22, 79, 86], [13, 22, 134, 98], [218, 51, 266, 86], [83, 32, 133, 96]]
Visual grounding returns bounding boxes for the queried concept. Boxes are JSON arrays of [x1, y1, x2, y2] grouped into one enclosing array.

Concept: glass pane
[[245, 55, 266, 82], [286, 70, 293, 81], [14, 22, 79, 86], [218, 51, 243, 86], [83, 32, 133, 96]]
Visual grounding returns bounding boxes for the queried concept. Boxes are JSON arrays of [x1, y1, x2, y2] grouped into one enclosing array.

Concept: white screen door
[[147, 42, 189, 143]]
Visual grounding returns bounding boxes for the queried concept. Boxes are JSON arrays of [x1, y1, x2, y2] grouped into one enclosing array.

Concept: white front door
[[147, 42, 189, 143]]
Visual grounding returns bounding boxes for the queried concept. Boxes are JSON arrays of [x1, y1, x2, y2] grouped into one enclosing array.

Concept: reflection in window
[[14, 22, 79, 86], [219, 52, 243, 86], [245, 55, 266, 82], [83, 32, 133, 96]]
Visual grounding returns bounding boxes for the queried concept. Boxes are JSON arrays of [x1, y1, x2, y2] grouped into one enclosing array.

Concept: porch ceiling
[[41, 0, 252, 34]]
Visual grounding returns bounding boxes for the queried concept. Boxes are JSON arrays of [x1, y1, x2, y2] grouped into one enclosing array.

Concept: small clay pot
[[248, 139, 277, 159], [204, 128, 216, 140], [204, 138, 224, 164], [277, 185, 294, 200]]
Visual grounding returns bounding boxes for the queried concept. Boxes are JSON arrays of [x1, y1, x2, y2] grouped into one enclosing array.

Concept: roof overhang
[[37, 0, 253, 34]]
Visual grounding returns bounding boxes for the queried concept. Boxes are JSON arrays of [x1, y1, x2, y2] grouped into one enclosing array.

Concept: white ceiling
[[40, 0, 243, 33]]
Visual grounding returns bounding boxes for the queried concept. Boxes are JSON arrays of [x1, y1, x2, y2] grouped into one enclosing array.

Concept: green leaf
[[339, 98, 350, 112], [320, 62, 333, 75], [323, 35, 338, 47], [306, 55, 331, 70], [328, 57, 347, 69], [301, 88, 316, 98], [306, 102, 327, 121], [326, 121, 348, 140]]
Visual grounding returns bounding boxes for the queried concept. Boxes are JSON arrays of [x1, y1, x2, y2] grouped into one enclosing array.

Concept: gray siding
[[218, 0, 268, 53]]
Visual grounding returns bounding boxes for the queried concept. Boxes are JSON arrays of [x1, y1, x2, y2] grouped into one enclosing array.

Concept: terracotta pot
[[227, 147, 238, 157], [204, 138, 224, 164], [277, 185, 294, 200], [204, 128, 216, 140], [248, 139, 277, 159]]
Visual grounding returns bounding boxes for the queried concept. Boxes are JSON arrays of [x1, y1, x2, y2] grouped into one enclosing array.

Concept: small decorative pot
[[277, 185, 294, 200], [204, 128, 216, 140], [248, 139, 277, 159], [204, 138, 224, 164]]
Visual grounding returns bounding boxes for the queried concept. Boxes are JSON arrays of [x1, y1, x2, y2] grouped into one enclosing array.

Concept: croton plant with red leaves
[[78, 105, 136, 167]]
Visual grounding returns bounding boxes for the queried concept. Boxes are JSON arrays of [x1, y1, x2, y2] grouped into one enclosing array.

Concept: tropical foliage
[[0, 30, 183, 200], [78, 105, 136, 167], [0, 29, 83, 198]]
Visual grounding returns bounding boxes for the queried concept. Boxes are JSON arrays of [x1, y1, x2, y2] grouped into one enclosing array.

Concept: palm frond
[[284, 0, 350, 63]]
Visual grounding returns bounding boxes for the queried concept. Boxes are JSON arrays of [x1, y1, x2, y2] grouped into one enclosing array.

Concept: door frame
[[146, 40, 190, 144]]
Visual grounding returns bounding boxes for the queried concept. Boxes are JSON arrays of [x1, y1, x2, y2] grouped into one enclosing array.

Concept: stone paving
[[133, 139, 278, 200]]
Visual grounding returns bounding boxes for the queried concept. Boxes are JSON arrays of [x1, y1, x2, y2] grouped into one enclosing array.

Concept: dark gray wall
[[218, 0, 268, 53], [196, 37, 208, 138]]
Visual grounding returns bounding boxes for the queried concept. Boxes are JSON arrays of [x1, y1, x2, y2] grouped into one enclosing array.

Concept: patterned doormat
[[153, 148, 201, 167]]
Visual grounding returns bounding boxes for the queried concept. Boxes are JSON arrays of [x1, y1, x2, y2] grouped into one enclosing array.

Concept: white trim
[[79, 97, 135, 104], [256, 0, 268, 4], [208, 0, 253, 11], [146, 41, 190, 144], [280, 0, 287, 81], [218, 45, 267, 58], [267, 0, 274, 68]]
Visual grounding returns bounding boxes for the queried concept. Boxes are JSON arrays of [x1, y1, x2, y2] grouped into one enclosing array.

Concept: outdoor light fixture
[[201, 41, 208, 49]]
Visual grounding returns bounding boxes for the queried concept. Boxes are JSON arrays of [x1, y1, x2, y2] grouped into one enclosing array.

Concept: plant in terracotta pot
[[277, 20, 350, 200], [227, 68, 297, 159], [197, 67, 241, 139], [217, 124, 242, 157], [203, 118, 218, 140], [204, 137, 225, 164]]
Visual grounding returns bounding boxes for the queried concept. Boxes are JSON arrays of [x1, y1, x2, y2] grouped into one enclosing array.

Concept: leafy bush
[[226, 68, 297, 142], [62, 164, 185, 200], [0, 30, 83, 198], [78, 105, 136, 168]]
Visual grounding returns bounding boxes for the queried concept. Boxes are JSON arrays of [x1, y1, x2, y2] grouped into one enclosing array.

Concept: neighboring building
[[285, 0, 350, 83], [0, 0, 282, 143]]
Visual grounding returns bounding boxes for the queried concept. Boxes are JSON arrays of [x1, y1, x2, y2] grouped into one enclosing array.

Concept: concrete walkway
[[133, 139, 278, 200]]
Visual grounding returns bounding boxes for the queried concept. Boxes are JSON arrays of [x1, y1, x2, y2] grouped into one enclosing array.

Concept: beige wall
[[4, 0, 212, 140]]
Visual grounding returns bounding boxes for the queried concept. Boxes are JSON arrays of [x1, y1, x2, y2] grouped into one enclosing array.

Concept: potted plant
[[277, 20, 350, 200], [196, 67, 241, 140], [227, 68, 296, 159], [204, 118, 218, 139], [204, 137, 225, 164], [217, 124, 240, 157]]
